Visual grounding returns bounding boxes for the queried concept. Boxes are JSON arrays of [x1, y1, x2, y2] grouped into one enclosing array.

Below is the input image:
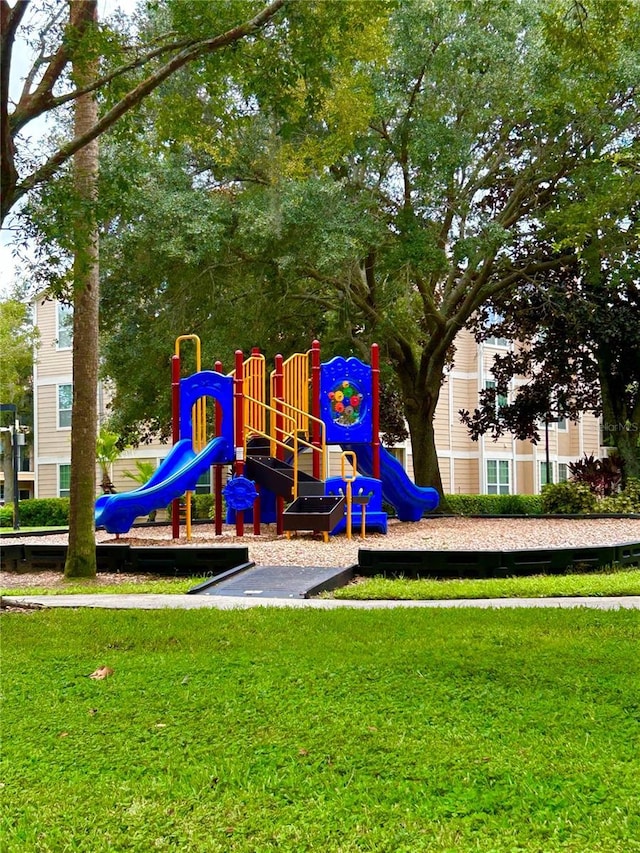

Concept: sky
[[0, 0, 138, 299]]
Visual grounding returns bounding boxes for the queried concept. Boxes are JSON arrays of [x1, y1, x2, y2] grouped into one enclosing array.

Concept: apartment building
[[29, 296, 602, 500]]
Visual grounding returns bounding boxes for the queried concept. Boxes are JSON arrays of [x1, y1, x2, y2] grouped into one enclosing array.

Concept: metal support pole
[[311, 339, 321, 480], [274, 354, 285, 535], [214, 360, 223, 536], [12, 420, 20, 531], [171, 354, 181, 539], [371, 343, 381, 480], [234, 350, 245, 536]]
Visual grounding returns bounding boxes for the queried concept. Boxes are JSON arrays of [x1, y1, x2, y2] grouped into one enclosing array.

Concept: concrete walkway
[[3, 594, 640, 611]]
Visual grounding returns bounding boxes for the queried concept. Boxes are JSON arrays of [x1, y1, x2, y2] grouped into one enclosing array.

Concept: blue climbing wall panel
[[320, 356, 372, 444]]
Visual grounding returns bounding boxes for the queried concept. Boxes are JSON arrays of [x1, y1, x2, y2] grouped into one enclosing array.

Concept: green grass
[[331, 566, 640, 600], [4, 567, 639, 601], [0, 526, 68, 534], [0, 577, 205, 596], [2, 608, 639, 852]]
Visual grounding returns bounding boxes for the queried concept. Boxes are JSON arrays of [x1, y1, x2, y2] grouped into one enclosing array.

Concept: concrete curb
[[3, 594, 640, 611]]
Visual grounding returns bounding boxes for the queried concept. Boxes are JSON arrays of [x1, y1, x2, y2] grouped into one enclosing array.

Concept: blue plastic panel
[[179, 371, 234, 446], [320, 357, 372, 444], [342, 442, 439, 521]]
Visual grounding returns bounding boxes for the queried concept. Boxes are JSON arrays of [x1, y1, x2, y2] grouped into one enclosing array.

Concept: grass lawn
[[2, 608, 639, 852], [332, 567, 640, 601], [0, 577, 204, 596], [3, 567, 640, 599]]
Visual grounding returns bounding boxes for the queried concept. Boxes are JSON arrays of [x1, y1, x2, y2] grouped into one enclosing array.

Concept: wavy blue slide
[[342, 443, 439, 522], [95, 436, 232, 535]]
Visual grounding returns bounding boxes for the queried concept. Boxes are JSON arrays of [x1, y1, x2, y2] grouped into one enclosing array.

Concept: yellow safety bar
[[270, 350, 311, 433], [243, 394, 326, 498], [341, 451, 358, 540]]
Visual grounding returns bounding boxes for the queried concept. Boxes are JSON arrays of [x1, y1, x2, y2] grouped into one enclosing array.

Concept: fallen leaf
[[298, 748, 309, 756], [88, 708, 98, 716], [58, 732, 69, 738], [89, 666, 114, 680]]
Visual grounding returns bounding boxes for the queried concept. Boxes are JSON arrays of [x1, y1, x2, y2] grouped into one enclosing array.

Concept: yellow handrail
[[243, 394, 326, 498]]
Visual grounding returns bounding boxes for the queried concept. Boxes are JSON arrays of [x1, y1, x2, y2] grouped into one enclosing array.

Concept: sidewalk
[[3, 594, 640, 611]]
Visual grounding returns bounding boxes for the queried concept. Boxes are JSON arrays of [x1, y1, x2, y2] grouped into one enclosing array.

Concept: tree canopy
[[90, 0, 640, 492]]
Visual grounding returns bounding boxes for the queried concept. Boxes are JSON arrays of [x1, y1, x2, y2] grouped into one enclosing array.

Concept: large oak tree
[[96, 0, 639, 494]]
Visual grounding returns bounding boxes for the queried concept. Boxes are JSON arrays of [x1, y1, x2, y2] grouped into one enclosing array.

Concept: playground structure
[[94, 337, 439, 538]]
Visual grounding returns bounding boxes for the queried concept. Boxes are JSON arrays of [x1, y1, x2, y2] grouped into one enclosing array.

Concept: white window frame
[[540, 460, 554, 488], [194, 468, 212, 495], [56, 302, 73, 350], [58, 463, 71, 497], [57, 384, 72, 429], [485, 309, 509, 347], [486, 459, 510, 495]]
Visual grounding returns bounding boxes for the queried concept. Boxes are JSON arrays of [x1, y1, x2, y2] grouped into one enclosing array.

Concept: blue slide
[[342, 443, 439, 522], [95, 436, 232, 535]]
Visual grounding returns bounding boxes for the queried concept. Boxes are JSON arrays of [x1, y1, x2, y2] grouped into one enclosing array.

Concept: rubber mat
[[195, 564, 353, 598]]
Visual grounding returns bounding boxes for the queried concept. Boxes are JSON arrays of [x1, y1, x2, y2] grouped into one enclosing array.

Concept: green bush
[[541, 481, 598, 515], [442, 494, 543, 516], [0, 505, 14, 527], [193, 493, 214, 520], [17, 498, 70, 527], [599, 478, 640, 514]]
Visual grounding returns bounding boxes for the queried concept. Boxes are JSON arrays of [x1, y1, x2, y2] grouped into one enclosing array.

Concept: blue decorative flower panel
[[320, 357, 372, 443]]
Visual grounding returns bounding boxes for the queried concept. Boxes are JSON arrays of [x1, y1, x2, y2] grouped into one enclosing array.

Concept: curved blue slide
[[95, 436, 232, 535], [342, 443, 439, 522]]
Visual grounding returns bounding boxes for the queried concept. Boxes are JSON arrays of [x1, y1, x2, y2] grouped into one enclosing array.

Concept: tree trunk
[[65, 1, 99, 579], [599, 361, 640, 486], [395, 363, 445, 496]]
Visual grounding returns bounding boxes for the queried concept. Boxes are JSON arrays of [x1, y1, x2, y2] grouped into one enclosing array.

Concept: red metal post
[[274, 353, 285, 535], [371, 343, 381, 480], [311, 339, 321, 480], [251, 347, 261, 535], [234, 350, 245, 536], [171, 354, 181, 539], [214, 360, 223, 536]]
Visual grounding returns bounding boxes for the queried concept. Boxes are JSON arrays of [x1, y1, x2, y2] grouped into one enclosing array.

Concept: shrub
[[541, 482, 598, 515], [599, 478, 640, 514], [569, 453, 623, 497], [193, 493, 214, 520], [18, 498, 70, 527], [0, 505, 14, 528], [443, 494, 543, 516]]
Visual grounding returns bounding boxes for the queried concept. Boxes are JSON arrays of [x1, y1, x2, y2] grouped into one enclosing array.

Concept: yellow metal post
[[341, 451, 357, 541]]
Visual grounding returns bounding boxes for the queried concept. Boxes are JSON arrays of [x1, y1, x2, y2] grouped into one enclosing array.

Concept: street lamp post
[[1, 403, 20, 531]]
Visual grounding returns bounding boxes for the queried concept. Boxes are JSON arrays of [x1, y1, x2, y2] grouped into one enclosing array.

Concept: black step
[[245, 455, 322, 500], [282, 495, 346, 533]]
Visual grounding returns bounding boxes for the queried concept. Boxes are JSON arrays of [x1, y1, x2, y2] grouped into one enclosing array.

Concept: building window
[[59, 464, 71, 497], [485, 379, 508, 412], [558, 463, 568, 483], [540, 460, 554, 487], [556, 417, 568, 431], [387, 447, 406, 468], [485, 309, 509, 347], [58, 384, 72, 428], [57, 303, 73, 349], [487, 460, 510, 494], [194, 468, 211, 494]]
